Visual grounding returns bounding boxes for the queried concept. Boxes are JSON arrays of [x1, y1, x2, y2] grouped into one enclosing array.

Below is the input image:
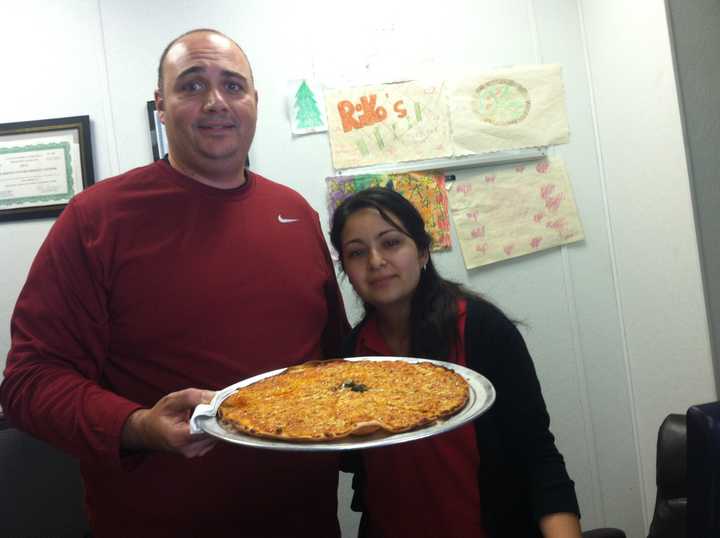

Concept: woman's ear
[[420, 249, 430, 270]]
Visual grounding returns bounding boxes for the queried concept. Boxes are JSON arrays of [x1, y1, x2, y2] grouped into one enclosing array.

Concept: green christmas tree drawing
[[294, 80, 324, 129]]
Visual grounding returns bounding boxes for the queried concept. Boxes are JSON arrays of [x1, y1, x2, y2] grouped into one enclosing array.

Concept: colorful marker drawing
[[448, 157, 583, 269], [325, 81, 452, 169], [326, 172, 451, 252], [450, 64, 570, 156], [473, 79, 531, 126]]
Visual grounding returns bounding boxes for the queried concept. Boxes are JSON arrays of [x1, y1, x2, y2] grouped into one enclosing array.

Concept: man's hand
[[121, 388, 217, 458]]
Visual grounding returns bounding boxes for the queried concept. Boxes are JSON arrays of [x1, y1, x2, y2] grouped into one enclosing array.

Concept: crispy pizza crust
[[217, 359, 469, 442]]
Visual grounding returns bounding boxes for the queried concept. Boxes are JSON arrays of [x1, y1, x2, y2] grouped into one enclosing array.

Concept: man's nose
[[203, 87, 228, 111]]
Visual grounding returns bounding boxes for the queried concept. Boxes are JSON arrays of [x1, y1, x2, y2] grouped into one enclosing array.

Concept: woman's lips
[[369, 275, 396, 287]]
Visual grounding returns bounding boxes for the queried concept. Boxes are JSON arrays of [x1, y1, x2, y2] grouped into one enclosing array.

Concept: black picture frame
[[0, 115, 95, 222], [146, 101, 168, 161]]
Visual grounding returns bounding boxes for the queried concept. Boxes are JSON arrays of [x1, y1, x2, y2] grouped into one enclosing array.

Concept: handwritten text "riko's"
[[337, 94, 408, 132]]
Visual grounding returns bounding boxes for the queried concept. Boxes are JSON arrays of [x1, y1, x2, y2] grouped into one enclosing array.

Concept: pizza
[[217, 359, 469, 442]]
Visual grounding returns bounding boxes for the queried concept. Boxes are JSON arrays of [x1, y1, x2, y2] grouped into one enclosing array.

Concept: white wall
[[0, 1, 716, 536], [0, 0, 118, 363], [579, 0, 717, 525]]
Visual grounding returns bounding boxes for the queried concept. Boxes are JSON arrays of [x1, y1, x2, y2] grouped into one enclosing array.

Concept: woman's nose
[[368, 248, 386, 269]]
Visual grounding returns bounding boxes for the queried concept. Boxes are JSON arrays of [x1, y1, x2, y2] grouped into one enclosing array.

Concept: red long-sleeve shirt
[[1, 160, 349, 537]]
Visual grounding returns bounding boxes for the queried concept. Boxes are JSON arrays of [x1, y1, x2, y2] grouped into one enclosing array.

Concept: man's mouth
[[197, 121, 236, 131]]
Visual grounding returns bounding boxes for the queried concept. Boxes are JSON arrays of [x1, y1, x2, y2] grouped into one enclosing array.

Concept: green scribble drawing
[[373, 127, 385, 150], [415, 102, 422, 122], [391, 124, 400, 140], [356, 139, 370, 156], [473, 79, 530, 125], [354, 174, 388, 190], [294, 80, 323, 129]]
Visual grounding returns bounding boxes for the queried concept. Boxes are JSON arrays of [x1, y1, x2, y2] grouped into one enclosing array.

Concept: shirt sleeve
[[471, 303, 580, 521], [0, 201, 142, 467]]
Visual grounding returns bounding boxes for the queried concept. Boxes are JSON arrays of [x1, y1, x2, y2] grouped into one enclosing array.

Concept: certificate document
[[0, 134, 82, 211]]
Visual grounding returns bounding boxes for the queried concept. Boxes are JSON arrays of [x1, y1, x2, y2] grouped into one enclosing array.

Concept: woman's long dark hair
[[330, 187, 486, 361]]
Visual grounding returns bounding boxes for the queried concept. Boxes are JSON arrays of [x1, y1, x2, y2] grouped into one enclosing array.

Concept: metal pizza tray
[[189, 356, 495, 452]]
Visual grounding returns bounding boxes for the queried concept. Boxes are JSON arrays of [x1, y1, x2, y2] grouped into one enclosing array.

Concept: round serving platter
[[190, 356, 495, 452]]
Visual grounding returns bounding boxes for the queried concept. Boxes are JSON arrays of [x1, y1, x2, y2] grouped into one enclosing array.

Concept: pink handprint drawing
[[503, 244, 515, 256], [471, 225, 485, 239], [456, 183, 473, 195], [466, 210, 479, 222], [536, 160, 550, 174], [545, 193, 565, 212], [530, 236, 543, 249], [533, 212, 544, 223], [474, 243, 488, 255], [540, 184, 555, 199], [485, 175, 496, 183]]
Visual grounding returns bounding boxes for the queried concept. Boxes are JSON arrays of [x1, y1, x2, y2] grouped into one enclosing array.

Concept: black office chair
[[0, 425, 90, 538], [647, 413, 687, 538], [686, 401, 720, 537], [582, 530, 625, 538]]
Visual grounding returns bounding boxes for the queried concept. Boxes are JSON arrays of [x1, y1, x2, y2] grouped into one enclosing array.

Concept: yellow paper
[[391, 173, 451, 251], [448, 158, 583, 269], [449, 65, 570, 155], [325, 81, 452, 169], [325, 172, 451, 252]]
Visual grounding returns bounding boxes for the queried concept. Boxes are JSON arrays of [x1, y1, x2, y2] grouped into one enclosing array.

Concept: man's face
[[156, 32, 257, 176]]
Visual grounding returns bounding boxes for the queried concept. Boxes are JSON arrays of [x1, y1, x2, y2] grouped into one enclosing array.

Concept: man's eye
[[181, 81, 205, 92], [226, 81, 244, 93]]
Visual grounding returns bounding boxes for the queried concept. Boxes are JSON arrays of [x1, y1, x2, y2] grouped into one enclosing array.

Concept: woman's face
[[340, 207, 428, 313]]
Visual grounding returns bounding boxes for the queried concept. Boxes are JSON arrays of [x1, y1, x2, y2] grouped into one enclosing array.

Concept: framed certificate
[[0, 116, 95, 221]]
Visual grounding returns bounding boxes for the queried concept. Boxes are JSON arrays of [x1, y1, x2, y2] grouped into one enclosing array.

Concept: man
[[0, 29, 348, 537]]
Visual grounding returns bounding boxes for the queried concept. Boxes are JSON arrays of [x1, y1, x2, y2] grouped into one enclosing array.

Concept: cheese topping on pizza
[[217, 359, 469, 442]]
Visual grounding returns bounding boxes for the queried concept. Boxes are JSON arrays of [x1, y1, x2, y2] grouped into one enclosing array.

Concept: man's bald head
[[157, 28, 253, 93]]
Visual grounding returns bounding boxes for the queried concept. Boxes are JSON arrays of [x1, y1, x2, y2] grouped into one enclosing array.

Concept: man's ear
[[154, 89, 166, 124]]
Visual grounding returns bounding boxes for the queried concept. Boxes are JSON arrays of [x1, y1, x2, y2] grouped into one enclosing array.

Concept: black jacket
[[341, 297, 580, 538]]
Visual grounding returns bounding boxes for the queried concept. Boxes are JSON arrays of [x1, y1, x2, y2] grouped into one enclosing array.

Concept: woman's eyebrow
[[342, 238, 365, 248]]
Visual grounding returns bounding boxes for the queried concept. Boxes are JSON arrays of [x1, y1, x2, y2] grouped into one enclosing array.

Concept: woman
[[330, 188, 582, 538]]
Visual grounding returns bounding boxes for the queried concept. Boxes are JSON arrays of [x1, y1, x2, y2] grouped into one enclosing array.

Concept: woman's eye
[[384, 238, 401, 248], [346, 249, 365, 259]]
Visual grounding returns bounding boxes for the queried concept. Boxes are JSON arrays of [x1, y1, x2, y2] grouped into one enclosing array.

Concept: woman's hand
[[539, 512, 582, 538]]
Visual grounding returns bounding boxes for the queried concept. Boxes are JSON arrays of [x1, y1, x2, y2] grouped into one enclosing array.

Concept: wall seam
[[575, 0, 649, 529], [93, 0, 121, 176], [528, 0, 605, 526]]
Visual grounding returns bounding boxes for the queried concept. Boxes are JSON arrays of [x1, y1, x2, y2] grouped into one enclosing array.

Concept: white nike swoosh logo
[[277, 214, 300, 224]]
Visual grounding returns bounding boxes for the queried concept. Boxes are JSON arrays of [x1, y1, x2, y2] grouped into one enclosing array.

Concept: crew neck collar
[[157, 157, 254, 199]]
